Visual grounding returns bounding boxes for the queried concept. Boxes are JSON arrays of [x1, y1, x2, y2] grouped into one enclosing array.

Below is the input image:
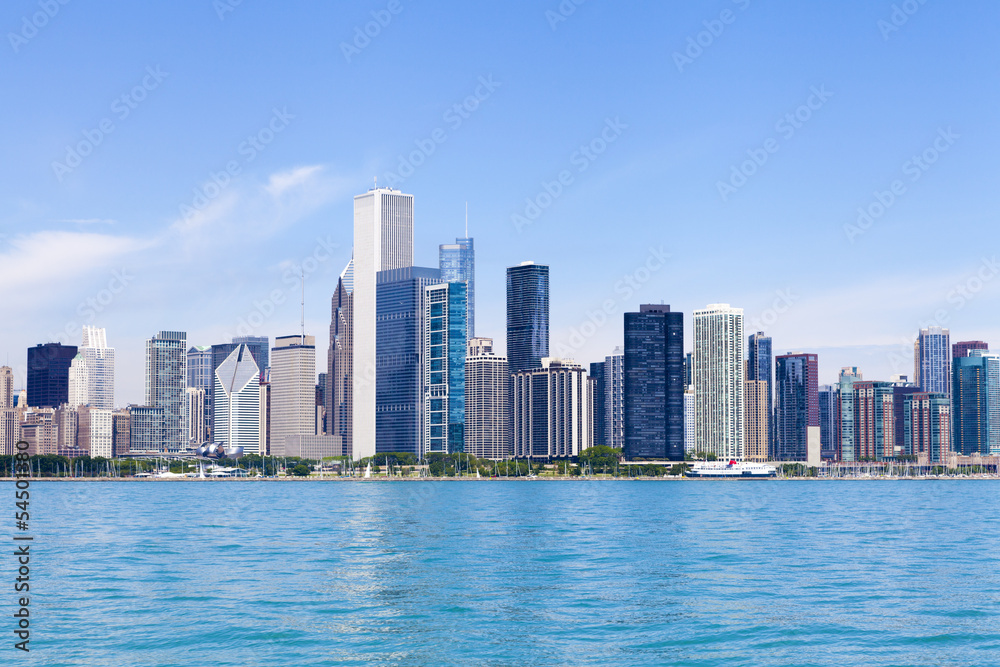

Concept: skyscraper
[[589, 361, 605, 447], [969, 349, 1000, 454], [67, 326, 115, 410], [375, 266, 442, 455], [605, 347, 625, 450], [744, 379, 769, 462], [440, 236, 475, 340], [511, 358, 590, 459], [465, 338, 509, 460], [270, 335, 316, 452], [129, 406, 164, 453], [186, 387, 206, 445], [818, 384, 839, 460], [326, 261, 353, 455], [186, 345, 212, 439], [210, 338, 268, 437], [902, 392, 951, 464], [27, 342, 78, 408], [424, 282, 468, 455], [0, 367, 18, 456], [232, 335, 270, 376], [144, 331, 188, 452], [838, 367, 862, 462], [506, 262, 549, 375], [953, 340, 988, 359], [747, 332, 773, 455], [693, 304, 744, 460], [624, 305, 684, 460], [774, 353, 819, 461], [914, 326, 951, 395], [852, 381, 896, 460], [213, 343, 262, 454], [353, 187, 415, 461]]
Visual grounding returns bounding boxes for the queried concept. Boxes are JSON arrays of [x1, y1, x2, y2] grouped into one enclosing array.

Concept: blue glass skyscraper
[[747, 332, 773, 456], [425, 281, 468, 454], [506, 262, 549, 375], [439, 237, 474, 340]]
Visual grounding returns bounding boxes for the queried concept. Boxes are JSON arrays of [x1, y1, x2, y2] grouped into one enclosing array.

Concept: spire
[[465, 202, 468, 238]]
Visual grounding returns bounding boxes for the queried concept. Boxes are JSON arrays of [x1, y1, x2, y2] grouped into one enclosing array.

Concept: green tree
[[291, 463, 311, 477]]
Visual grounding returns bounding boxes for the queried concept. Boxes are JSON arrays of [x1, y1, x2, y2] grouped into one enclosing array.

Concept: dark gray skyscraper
[[774, 352, 819, 461], [747, 332, 773, 456], [623, 305, 685, 460], [27, 343, 78, 408], [506, 262, 549, 375], [589, 361, 605, 446], [440, 236, 474, 340]]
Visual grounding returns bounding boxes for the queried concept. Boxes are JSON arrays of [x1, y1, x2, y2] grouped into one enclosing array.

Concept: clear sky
[[2, 0, 999, 405]]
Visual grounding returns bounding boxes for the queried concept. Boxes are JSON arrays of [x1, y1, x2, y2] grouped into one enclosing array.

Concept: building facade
[[326, 262, 353, 455], [914, 326, 951, 395], [511, 358, 590, 459], [818, 384, 839, 460], [747, 332, 773, 456], [27, 342, 78, 408], [952, 355, 989, 455], [465, 337, 509, 459], [270, 335, 316, 452], [589, 361, 605, 447], [605, 347, 625, 451], [693, 304, 744, 460], [213, 343, 261, 454], [439, 237, 475, 340], [144, 331, 188, 452], [902, 392, 951, 464], [745, 379, 769, 462], [506, 262, 549, 375], [424, 282, 468, 455], [774, 353, 819, 461]]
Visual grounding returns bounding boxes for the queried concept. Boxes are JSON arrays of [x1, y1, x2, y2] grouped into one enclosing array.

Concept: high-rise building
[[747, 332, 774, 456], [605, 347, 625, 451], [683, 352, 693, 388], [232, 336, 269, 375], [213, 344, 262, 454], [818, 384, 839, 460], [326, 262, 353, 455], [745, 379, 769, 462], [465, 337, 509, 459], [969, 350, 1000, 454], [210, 338, 268, 438], [144, 331, 188, 452], [186, 387, 206, 445], [112, 409, 130, 456], [953, 340, 988, 359], [838, 367, 862, 462], [375, 266, 442, 455], [693, 304, 744, 460], [506, 262, 549, 375], [27, 342, 78, 408], [624, 306, 684, 460], [20, 407, 58, 455], [0, 367, 17, 456], [129, 406, 164, 453], [902, 392, 951, 464], [270, 335, 316, 452], [77, 405, 112, 458], [424, 282, 468, 455], [774, 353, 819, 461], [952, 354, 992, 456], [353, 187, 415, 461], [589, 361, 605, 447], [853, 381, 896, 460], [66, 326, 115, 410], [440, 236, 475, 340], [914, 327, 951, 395], [55, 405, 79, 456], [683, 387, 695, 455], [511, 358, 590, 459], [187, 345, 212, 438]]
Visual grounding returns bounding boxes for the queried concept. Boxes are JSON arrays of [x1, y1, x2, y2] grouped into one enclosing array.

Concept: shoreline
[[2, 476, 999, 482]]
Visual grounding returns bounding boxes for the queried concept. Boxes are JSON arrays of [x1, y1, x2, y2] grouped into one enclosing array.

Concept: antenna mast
[[465, 202, 468, 238], [300, 268, 305, 345]]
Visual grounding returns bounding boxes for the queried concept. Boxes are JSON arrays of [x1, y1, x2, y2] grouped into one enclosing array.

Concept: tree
[[291, 463, 311, 477]]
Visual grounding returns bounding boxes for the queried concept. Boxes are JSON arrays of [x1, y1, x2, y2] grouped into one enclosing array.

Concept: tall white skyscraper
[[270, 335, 316, 452], [352, 187, 414, 461], [213, 344, 261, 454], [693, 304, 745, 460], [465, 338, 509, 460], [604, 347, 624, 449], [145, 330, 188, 452], [68, 326, 116, 410]]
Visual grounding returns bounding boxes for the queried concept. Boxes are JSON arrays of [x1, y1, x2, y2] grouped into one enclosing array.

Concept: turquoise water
[[10, 480, 1000, 665]]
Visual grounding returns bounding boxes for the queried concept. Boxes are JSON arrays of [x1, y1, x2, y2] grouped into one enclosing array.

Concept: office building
[[186, 388, 206, 445], [605, 347, 625, 450], [326, 261, 353, 455], [129, 406, 165, 453], [952, 353, 994, 456], [465, 337, 509, 459], [623, 306, 684, 459], [683, 352, 693, 388], [693, 304, 744, 460], [745, 379, 769, 462], [818, 384, 839, 460], [589, 361, 605, 447], [747, 332, 774, 456], [969, 350, 1000, 454], [232, 335, 269, 375], [853, 381, 896, 460], [506, 262, 549, 375], [20, 407, 58, 455], [511, 358, 590, 459], [77, 405, 112, 458], [424, 282, 468, 455], [210, 338, 268, 438], [914, 327, 951, 395], [953, 340, 988, 359], [270, 335, 316, 451], [187, 345, 213, 438], [683, 387, 695, 455], [774, 353, 819, 461], [440, 236, 475, 340], [145, 331, 188, 451], [27, 342, 78, 408], [55, 405, 79, 456], [837, 367, 862, 462], [214, 343, 262, 454], [375, 266, 442, 455], [353, 187, 415, 461], [112, 409, 130, 456]]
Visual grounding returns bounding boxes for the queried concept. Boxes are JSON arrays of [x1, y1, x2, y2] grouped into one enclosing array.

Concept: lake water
[[11, 480, 1000, 665]]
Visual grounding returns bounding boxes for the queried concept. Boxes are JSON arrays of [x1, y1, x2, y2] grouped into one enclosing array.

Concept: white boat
[[684, 460, 777, 478]]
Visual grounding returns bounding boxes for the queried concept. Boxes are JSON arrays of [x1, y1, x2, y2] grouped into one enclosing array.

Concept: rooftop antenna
[[300, 268, 305, 345], [465, 202, 468, 238]]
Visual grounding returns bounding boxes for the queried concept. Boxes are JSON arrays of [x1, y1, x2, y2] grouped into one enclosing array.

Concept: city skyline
[[3, 3, 1000, 406]]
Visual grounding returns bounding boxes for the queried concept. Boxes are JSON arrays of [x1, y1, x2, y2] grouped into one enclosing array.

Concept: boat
[[684, 460, 777, 478]]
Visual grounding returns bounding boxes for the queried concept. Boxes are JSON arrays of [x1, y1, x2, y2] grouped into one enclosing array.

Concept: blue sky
[[2, 0, 999, 405]]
